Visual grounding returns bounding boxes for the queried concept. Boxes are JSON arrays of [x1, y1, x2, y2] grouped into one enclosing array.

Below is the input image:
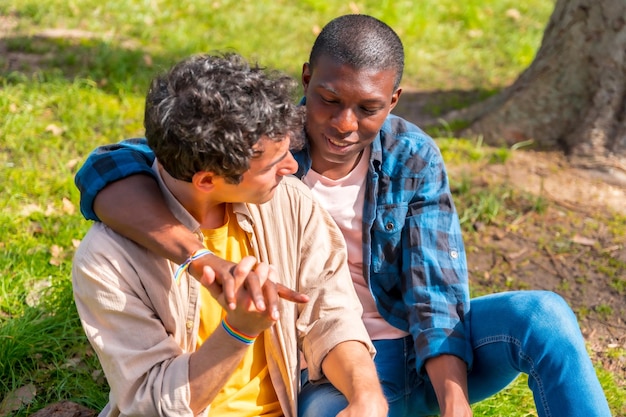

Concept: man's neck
[[159, 165, 226, 229], [310, 150, 364, 180]]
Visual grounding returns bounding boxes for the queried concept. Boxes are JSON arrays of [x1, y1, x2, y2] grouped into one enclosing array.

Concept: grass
[[1, 0, 549, 90], [2, 1, 625, 416]]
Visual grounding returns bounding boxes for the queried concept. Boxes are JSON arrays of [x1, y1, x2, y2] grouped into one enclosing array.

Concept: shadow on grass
[[0, 31, 501, 130], [0, 33, 180, 95], [392, 87, 500, 133]]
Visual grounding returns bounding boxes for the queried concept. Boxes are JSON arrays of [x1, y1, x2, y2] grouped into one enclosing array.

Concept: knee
[[518, 291, 581, 339]]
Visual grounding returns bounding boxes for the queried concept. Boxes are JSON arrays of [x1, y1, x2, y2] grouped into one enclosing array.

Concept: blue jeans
[[298, 291, 611, 417]]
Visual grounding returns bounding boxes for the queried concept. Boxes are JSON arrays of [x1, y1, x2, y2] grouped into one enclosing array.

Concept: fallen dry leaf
[[49, 244, 64, 266], [571, 234, 598, 246], [506, 8, 522, 21], [66, 158, 81, 170], [62, 197, 75, 215], [26, 279, 52, 307], [44, 204, 57, 216], [44, 124, 64, 136], [0, 383, 36, 417], [20, 203, 42, 217]]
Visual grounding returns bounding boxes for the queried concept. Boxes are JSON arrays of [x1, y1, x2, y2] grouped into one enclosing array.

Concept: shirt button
[[186, 321, 193, 329], [450, 250, 459, 259], [385, 222, 394, 231]]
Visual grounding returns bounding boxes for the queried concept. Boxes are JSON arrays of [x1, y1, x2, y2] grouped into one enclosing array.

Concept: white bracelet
[[174, 248, 213, 283]]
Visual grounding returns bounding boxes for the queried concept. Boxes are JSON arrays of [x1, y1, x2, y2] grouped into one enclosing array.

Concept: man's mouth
[[326, 136, 352, 148]]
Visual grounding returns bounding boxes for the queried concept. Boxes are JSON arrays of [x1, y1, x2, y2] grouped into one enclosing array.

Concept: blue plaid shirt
[[294, 114, 471, 373], [75, 114, 472, 374]]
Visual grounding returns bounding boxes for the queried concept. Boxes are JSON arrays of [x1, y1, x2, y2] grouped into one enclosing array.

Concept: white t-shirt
[[302, 148, 409, 341]]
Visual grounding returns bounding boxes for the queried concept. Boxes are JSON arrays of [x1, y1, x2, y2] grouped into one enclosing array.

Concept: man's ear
[[389, 87, 402, 112], [192, 171, 216, 192], [301, 62, 311, 92]]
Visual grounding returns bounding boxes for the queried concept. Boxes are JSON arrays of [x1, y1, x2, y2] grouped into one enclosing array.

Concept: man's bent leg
[[467, 291, 611, 417]]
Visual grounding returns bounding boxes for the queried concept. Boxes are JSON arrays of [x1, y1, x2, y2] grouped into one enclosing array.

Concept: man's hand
[[189, 253, 309, 316], [218, 264, 280, 337]]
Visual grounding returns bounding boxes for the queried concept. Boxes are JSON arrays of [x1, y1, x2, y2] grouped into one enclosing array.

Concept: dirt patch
[[448, 145, 626, 394], [487, 150, 626, 216]]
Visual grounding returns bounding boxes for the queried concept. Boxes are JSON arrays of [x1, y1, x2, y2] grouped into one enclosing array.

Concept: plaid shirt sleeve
[[367, 116, 472, 374], [403, 145, 471, 372], [74, 138, 156, 221]]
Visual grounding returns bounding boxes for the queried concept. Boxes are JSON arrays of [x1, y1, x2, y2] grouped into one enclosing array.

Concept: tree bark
[[443, 0, 626, 184]]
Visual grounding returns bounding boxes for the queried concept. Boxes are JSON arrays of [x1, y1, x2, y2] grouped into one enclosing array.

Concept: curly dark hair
[[309, 14, 404, 90], [144, 52, 305, 183]]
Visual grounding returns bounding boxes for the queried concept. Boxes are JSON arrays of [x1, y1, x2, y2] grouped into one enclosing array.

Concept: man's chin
[[256, 191, 277, 205]]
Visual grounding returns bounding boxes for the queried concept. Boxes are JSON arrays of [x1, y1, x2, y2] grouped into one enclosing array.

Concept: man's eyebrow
[[317, 83, 387, 105], [267, 150, 289, 167], [252, 146, 289, 167], [317, 83, 338, 95]]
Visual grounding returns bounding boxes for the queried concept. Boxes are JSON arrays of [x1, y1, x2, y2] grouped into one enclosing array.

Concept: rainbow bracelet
[[221, 318, 257, 345], [174, 248, 213, 284]]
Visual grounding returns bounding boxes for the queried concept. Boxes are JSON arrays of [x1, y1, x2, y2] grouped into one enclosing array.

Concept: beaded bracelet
[[221, 317, 257, 345], [174, 248, 214, 283]]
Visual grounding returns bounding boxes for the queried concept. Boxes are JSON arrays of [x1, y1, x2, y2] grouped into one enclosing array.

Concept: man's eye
[[362, 107, 379, 115]]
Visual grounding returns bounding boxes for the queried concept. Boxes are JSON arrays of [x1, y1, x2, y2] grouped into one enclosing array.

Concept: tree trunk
[[444, 0, 626, 184]]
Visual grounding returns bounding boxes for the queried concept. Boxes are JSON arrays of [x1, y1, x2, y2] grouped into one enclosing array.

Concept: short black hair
[[309, 14, 404, 90]]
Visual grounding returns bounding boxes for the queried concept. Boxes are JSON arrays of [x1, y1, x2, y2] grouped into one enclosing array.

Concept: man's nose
[[332, 107, 358, 134], [278, 152, 298, 176]]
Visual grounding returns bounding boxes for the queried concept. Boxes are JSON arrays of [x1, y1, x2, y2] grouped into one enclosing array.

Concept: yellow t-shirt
[[197, 204, 281, 417]]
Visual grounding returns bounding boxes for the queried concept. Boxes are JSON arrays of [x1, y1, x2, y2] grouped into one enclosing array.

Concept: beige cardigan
[[72, 167, 373, 417]]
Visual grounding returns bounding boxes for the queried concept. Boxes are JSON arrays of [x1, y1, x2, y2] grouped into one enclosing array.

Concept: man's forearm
[[322, 340, 388, 416], [94, 174, 203, 264], [188, 324, 252, 414], [424, 354, 471, 417]]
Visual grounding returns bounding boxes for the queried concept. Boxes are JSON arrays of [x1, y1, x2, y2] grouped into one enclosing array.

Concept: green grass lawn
[[1, 1, 623, 415]]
